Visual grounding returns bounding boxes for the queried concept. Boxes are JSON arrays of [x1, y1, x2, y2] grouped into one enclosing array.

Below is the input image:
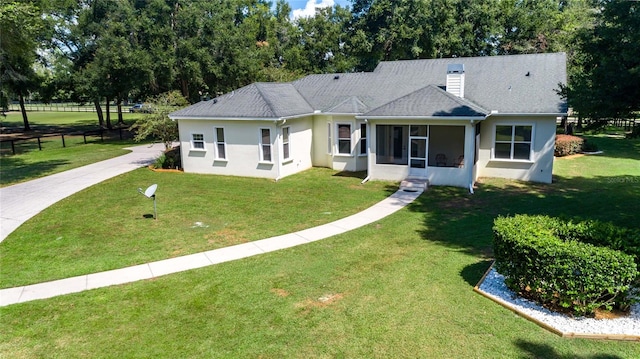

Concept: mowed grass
[[0, 111, 149, 186], [1, 136, 639, 358], [0, 141, 133, 187], [1, 110, 143, 127], [0, 168, 397, 288]]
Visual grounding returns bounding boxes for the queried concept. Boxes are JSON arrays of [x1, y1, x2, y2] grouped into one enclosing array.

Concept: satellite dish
[[144, 184, 158, 198]]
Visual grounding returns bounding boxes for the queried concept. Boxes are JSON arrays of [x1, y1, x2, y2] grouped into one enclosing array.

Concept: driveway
[[0, 143, 165, 242]]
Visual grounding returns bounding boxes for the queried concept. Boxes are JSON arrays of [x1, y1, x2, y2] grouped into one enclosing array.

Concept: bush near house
[[554, 134, 585, 156], [152, 146, 181, 170], [493, 215, 639, 316]]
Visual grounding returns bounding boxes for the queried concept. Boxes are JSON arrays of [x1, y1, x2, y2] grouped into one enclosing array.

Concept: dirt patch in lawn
[[296, 293, 344, 315]]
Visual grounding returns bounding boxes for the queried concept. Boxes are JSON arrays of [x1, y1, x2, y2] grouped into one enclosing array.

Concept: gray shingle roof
[[170, 53, 567, 120], [170, 83, 313, 119], [364, 85, 487, 117], [373, 53, 567, 114]]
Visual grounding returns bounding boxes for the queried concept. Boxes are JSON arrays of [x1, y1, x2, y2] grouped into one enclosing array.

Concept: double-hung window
[[282, 126, 290, 161], [337, 123, 351, 155], [191, 133, 205, 150], [359, 123, 367, 156], [494, 124, 533, 161], [214, 127, 226, 160], [260, 128, 272, 162]]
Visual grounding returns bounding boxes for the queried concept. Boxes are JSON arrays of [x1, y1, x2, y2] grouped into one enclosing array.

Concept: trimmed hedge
[[493, 215, 638, 316], [555, 134, 584, 156]]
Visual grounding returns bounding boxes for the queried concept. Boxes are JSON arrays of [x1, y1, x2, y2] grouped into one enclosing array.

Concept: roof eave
[[486, 112, 567, 117], [169, 115, 280, 121], [356, 115, 487, 121]]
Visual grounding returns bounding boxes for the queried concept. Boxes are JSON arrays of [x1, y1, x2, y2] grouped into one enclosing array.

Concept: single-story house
[[169, 53, 567, 191]]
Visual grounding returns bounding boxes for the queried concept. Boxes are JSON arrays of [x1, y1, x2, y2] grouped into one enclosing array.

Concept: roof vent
[[334, 75, 340, 80], [446, 64, 465, 98]]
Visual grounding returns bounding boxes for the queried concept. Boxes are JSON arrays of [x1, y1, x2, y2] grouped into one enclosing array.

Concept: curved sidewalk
[[0, 188, 422, 307], [0, 143, 166, 242]]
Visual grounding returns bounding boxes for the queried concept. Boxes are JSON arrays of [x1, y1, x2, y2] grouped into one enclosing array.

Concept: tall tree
[[565, 0, 640, 120], [291, 5, 356, 74], [0, 2, 44, 130]]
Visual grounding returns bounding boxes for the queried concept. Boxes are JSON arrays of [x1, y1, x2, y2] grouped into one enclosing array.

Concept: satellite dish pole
[[138, 184, 158, 220]]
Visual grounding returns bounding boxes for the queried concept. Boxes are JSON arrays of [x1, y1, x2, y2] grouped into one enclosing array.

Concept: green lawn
[[1, 110, 144, 128], [1, 136, 639, 358], [0, 168, 396, 288], [0, 111, 150, 187]]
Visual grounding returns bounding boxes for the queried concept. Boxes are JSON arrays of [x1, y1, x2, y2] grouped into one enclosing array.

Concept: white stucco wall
[[277, 116, 314, 179], [178, 117, 313, 180], [476, 116, 556, 183], [311, 115, 367, 172]]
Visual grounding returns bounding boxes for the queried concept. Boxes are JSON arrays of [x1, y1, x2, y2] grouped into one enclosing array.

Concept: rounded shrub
[[493, 215, 638, 316]]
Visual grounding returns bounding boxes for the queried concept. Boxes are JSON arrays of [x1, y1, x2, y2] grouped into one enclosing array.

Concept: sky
[[285, 0, 351, 19]]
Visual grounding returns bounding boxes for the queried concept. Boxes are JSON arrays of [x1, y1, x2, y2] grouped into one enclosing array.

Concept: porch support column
[[464, 122, 476, 192]]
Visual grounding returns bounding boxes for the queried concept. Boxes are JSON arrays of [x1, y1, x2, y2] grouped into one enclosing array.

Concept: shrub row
[[493, 215, 638, 316], [554, 134, 584, 156]]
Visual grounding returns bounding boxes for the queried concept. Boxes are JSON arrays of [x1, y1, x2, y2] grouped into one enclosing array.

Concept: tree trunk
[[94, 99, 104, 128], [116, 99, 125, 126], [18, 92, 31, 131], [105, 97, 112, 129], [180, 78, 189, 101]]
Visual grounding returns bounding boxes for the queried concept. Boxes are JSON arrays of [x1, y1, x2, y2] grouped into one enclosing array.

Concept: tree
[[132, 91, 188, 149], [0, 2, 43, 130], [565, 0, 640, 120], [291, 5, 356, 73]]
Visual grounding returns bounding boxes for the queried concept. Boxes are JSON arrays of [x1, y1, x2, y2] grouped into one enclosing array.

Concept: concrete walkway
[[0, 148, 424, 306], [0, 143, 166, 242]]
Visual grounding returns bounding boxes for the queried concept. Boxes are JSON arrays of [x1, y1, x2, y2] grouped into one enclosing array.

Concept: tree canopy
[[4, 0, 638, 128]]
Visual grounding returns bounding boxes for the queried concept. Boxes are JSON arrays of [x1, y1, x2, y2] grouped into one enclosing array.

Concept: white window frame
[[282, 126, 291, 162], [358, 122, 367, 156], [214, 127, 227, 160], [259, 128, 272, 163], [336, 123, 352, 156], [492, 123, 535, 162], [191, 133, 205, 151]]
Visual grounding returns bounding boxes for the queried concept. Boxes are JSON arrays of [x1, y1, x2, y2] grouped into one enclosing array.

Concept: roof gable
[[364, 85, 487, 117]]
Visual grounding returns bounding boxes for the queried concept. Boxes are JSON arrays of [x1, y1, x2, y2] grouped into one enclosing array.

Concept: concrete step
[[399, 177, 429, 192]]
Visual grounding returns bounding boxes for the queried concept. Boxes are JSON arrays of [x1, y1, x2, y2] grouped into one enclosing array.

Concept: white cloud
[[292, 0, 335, 19]]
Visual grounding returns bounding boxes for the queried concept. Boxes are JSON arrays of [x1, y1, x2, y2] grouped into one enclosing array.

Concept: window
[[191, 133, 205, 150], [327, 123, 332, 154], [260, 128, 271, 162], [494, 124, 532, 160], [214, 127, 226, 160], [282, 126, 290, 161], [337, 124, 351, 154], [359, 123, 367, 155], [376, 125, 408, 165]]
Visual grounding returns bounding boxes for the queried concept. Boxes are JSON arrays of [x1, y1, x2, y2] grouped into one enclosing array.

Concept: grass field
[[0, 135, 639, 358], [0, 111, 150, 186], [1, 110, 144, 128]]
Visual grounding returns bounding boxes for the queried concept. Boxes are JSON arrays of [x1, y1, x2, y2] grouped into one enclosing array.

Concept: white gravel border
[[476, 267, 640, 339]]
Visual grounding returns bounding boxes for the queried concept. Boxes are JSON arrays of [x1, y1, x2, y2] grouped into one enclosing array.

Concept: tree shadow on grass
[[0, 156, 71, 186], [460, 259, 493, 286], [406, 174, 640, 278], [514, 340, 623, 359]]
